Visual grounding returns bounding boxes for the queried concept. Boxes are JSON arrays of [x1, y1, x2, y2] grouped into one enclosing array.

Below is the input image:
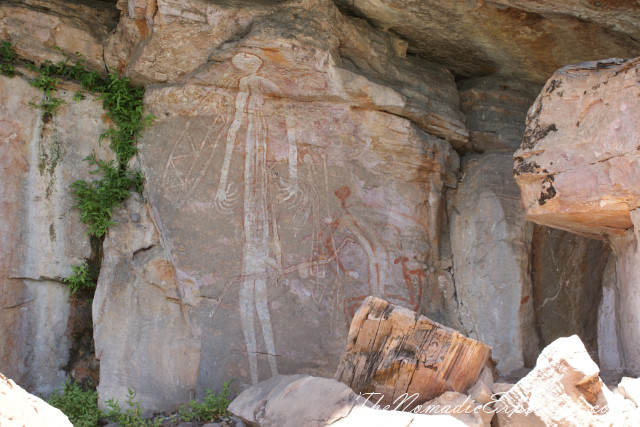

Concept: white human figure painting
[[214, 52, 291, 385]]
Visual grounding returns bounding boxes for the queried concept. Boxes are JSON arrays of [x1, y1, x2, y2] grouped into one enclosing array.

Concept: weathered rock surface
[[93, 193, 201, 412], [0, 372, 72, 427], [229, 374, 481, 427], [120, 1, 463, 398], [514, 57, 640, 239], [494, 335, 609, 426], [335, 297, 492, 407], [0, 75, 110, 395], [457, 77, 541, 152], [530, 226, 610, 356], [451, 152, 538, 374], [513, 57, 640, 376], [0, 0, 118, 71], [598, 255, 623, 378], [106, 0, 468, 146], [335, 0, 640, 83], [608, 210, 640, 375]]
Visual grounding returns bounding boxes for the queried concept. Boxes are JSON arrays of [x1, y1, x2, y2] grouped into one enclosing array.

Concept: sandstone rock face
[[0, 372, 72, 427], [451, 152, 538, 374], [0, 75, 110, 395], [608, 210, 640, 374], [514, 57, 640, 239], [457, 77, 540, 152], [530, 226, 610, 356], [108, 0, 464, 399], [335, 297, 491, 407], [93, 193, 201, 412], [494, 335, 609, 426], [335, 0, 640, 83], [598, 255, 623, 377], [106, 0, 468, 146], [513, 57, 640, 376], [0, 0, 118, 71]]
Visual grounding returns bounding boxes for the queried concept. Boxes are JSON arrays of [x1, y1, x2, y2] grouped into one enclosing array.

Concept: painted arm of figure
[[214, 89, 248, 214]]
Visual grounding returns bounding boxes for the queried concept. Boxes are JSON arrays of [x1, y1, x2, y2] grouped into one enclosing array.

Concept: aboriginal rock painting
[[154, 52, 436, 385]]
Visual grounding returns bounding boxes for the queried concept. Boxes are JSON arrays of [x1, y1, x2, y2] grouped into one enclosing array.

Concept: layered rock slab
[[335, 0, 640, 83], [457, 77, 540, 152], [514, 57, 640, 239], [0, 75, 111, 395], [335, 297, 492, 407], [0, 0, 119, 71], [105, 0, 468, 146]]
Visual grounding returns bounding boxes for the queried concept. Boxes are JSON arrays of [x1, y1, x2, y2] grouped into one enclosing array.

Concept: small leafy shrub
[[104, 389, 162, 427], [0, 41, 16, 76], [47, 379, 101, 427], [70, 154, 144, 237], [63, 261, 96, 294], [178, 381, 233, 422], [98, 73, 153, 166]]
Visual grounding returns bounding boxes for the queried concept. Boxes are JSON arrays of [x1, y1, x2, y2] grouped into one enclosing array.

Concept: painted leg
[[239, 278, 258, 384], [255, 275, 278, 377]]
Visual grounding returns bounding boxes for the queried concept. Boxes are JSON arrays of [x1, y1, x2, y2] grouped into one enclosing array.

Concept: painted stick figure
[[214, 52, 286, 384]]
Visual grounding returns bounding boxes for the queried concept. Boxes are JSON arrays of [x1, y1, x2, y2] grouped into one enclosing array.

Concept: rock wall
[[0, 0, 636, 411], [0, 75, 111, 395], [451, 152, 538, 373]]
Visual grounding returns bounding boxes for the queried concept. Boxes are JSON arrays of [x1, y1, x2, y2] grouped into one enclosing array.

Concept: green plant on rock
[[47, 379, 101, 427], [70, 154, 144, 238], [64, 261, 96, 294], [28, 74, 64, 115], [0, 40, 17, 77], [104, 389, 163, 427], [98, 73, 152, 166], [178, 380, 233, 422]]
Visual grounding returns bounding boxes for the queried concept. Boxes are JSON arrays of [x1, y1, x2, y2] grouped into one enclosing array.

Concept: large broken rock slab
[[93, 193, 201, 413], [494, 335, 609, 426], [513, 57, 640, 376], [335, 0, 640, 83], [451, 153, 538, 374], [0, 372, 72, 427], [514, 57, 640, 239], [335, 297, 491, 408], [0, 75, 111, 395]]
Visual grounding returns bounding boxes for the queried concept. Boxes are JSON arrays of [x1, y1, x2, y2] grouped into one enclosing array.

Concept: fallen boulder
[[0, 372, 72, 427], [228, 374, 485, 426], [494, 335, 609, 426], [335, 296, 492, 408]]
